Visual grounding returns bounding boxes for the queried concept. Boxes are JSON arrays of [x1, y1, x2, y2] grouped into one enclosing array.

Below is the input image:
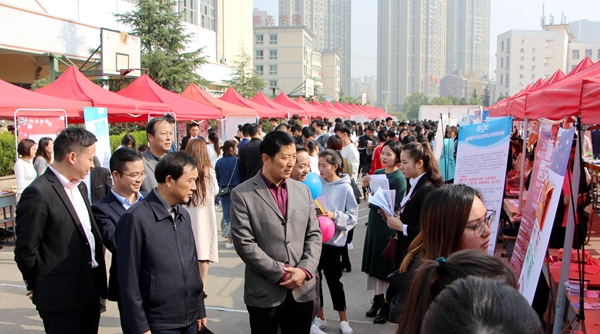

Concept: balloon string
[[314, 199, 325, 215]]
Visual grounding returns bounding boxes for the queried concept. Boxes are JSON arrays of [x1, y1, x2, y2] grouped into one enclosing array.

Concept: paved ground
[[0, 198, 398, 334]]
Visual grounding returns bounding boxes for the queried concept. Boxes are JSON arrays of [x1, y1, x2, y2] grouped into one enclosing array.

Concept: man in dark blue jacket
[[116, 152, 207, 334]]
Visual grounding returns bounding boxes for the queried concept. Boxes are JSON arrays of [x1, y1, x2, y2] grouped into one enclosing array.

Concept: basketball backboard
[[305, 78, 314, 98], [101, 28, 141, 77]]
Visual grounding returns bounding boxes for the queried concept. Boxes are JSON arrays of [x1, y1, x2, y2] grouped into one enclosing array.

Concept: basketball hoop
[[119, 68, 147, 76]]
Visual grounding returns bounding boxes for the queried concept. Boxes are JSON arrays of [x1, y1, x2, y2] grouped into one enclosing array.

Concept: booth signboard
[[84, 107, 111, 169], [509, 120, 574, 304], [14, 109, 67, 160], [454, 117, 512, 256]]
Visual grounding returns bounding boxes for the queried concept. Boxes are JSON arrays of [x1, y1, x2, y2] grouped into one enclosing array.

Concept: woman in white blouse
[[14, 139, 38, 202], [33, 137, 53, 176]]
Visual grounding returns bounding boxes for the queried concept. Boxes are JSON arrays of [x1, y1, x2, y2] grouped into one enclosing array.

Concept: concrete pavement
[[0, 200, 397, 334]]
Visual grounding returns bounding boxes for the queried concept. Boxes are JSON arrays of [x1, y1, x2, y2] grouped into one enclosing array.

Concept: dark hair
[[147, 117, 169, 136], [189, 123, 199, 130], [326, 134, 343, 151], [222, 140, 237, 157], [269, 117, 278, 122], [275, 123, 290, 132], [17, 138, 36, 157], [241, 123, 250, 136], [402, 135, 417, 145], [295, 145, 308, 154], [121, 133, 136, 148], [334, 123, 351, 136], [382, 140, 402, 163], [422, 276, 542, 334], [184, 140, 211, 206], [208, 131, 221, 157], [377, 130, 387, 142], [138, 145, 148, 153], [247, 123, 260, 137], [260, 131, 295, 159], [402, 142, 443, 186], [401, 184, 483, 272], [162, 113, 176, 124], [54, 127, 97, 162], [303, 139, 319, 156], [396, 249, 517, 334], [334, 117, 343, 123], [155, 151, 198, 184], [291, 124, 302, 134], [366, 124, 376, 132], [312, 120, 325, 129], [35, 137, 53, 163], [110, 147, 142, 174], [302, 126, 316, 139], [386, 117, 393, 122], [386, 130, 396, 139], [318, 149, 343, 177]]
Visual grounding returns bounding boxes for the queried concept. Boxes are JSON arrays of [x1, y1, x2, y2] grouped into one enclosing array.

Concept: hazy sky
[[252, 0, 600, 80]]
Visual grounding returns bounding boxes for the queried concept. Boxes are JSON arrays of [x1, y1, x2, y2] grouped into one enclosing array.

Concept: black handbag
[[218, 158, 237, 197]]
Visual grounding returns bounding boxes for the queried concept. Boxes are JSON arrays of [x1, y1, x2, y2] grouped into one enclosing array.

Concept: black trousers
[[340, 228, 354, 268], [247, 290, 313, 334], [38, 280, 100, 334], [318, 244, 346, 311]]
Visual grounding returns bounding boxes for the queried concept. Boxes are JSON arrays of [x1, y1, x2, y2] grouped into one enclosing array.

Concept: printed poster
[[84, 107, 111, 169], [509, 120, 574, 304], [15, 111, 66, 144], [454, 117, 512, 256]]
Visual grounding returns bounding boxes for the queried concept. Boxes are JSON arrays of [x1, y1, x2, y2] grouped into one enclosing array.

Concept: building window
[[256, 34, 264, 44], [255, 65, 264, 75], [269, 65, 277, 75], [181, 0, 198, 25], [506, 56, 509, 68], [573, 50, 580, 59], [199, 0, 216, 31], [585, 49, 593, 58], [269, 50, 278, 60], [598, 49, 600, 59], [255, 50, 263, 60], [506, 73, 509, 86], [572, 65, 577, 70], [506, 38, 510, 51], [269, 80, 278, 88], [500, 74, 503, 85], [269, 34, 278, 44], [501, 41, 504, 52], [500, 58, 503, 69]]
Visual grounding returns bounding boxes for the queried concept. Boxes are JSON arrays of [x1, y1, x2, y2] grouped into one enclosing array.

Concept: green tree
[[338, 95, 358, 104], [115, 0, 208, 93], [31, 77, 50, 90], [225, 47, 265, 99], [430, 96, 453, 105], [459, 97, 468, 105], [482, 86, 491, 107], [471, 88, 478, 100], [469, 97, 483, 105], [448, 95, 460, 105], [390, 111, 407, 121], [401, 92, 429, 119]]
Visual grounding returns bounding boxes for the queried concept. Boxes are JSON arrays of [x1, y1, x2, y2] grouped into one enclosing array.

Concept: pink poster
[[15, 111, 67, 143]]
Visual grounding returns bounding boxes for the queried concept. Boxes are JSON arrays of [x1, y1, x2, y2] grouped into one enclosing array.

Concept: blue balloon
[[302, 172, 322, 200]]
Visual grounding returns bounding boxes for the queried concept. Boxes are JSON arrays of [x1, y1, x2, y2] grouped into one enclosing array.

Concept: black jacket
[[90, 166, 112, 204], [14, 168, 107, 311], [239, 137, 263, 181], [395, 174, 438, 264], [116, 190, 205, 333]]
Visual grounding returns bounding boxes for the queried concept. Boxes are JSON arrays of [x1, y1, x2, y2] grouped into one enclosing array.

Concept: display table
[[0, 191, 16, 245]]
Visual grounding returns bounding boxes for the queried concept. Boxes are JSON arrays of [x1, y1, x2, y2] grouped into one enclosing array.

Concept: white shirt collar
[[48, 165, 81, 189], [409, 172, 426, 189]]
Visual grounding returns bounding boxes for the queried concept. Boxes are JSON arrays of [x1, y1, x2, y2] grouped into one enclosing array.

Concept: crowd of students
[[10, 115, 544, 334]]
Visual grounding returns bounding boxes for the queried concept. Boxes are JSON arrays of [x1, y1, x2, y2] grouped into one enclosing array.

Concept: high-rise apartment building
[[446, 0, 490, 79], [279, 0, 351, 95], [570, 19, 600, 43], [377, 0, 447, 108]]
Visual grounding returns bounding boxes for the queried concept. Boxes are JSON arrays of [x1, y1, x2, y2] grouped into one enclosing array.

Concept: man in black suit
[[92, 148, 145, 331], [180, 123, 205, 151], [239, 123, 264, 181], [14, 127, 107, 334], [87, 156, 113, 205]]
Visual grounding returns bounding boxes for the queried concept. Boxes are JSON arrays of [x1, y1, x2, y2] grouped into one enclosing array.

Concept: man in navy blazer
[[14, 128, 107, 334], [92, 148, 145, 321]]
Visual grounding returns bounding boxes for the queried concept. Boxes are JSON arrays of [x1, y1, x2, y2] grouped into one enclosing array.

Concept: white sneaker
[[340, 321, 353, 334], [310, 324, 326, 334], [347, 242, 354, 250], [315, 317, 327, 329], [225, 242, 234, 249]]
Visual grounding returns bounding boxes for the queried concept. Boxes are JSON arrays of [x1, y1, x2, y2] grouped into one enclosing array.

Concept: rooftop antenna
[[541, 3, 546, 27], [561, 11, 565, 24]]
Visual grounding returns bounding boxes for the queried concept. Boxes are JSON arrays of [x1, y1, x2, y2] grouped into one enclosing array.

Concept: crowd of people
[[11, 115, 544, 334]]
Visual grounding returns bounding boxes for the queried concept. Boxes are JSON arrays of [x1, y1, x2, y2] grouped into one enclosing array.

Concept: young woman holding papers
[[361, 140, 406, 324]]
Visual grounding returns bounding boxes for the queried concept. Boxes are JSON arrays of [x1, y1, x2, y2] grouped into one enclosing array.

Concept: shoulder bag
[[217, 158, 237, 197]]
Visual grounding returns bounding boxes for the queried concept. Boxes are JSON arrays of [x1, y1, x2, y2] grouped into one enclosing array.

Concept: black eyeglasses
[[120, 171, 147, 180], [466, 210, 496, 238]]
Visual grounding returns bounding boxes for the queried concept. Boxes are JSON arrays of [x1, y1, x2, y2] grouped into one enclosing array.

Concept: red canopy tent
[[580, 77, 600, 124], [307, 99, 338, 119], [181, 84, 258, 117], [321, 100, 352, 118], [117, 74, 221, 120], [36, 66, 169, 122], [273, 93, 322, 118], [251, 92, 301, 118], [539, 69, 566, 88], [0, 78, 91, 120], [350, 103, 379, 119], [332, 101, 356, 118], [220, 88, 287, 118], [565, 57, 594, 78]]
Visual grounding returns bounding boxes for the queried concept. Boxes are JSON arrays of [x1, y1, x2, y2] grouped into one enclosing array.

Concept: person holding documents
[[361, 140, 406, 324], [313, 149, 358, 334]]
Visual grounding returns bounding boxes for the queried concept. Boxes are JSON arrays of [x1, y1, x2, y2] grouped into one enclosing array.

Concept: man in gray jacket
[[231, 131, 322, 334], [140, 117, 173, 193], [116, 152, 207, 334]]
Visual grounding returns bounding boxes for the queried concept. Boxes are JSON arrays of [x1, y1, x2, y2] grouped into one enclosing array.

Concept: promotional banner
[[509, 120, 574, 304], [454, 117, 512, 255], [84, 107, 111, 169], [433, 114, 447, 163], [15, 110, 67, 144]]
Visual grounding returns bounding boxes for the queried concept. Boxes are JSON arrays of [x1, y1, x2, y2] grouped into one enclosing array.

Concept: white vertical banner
[[361, 93, 367, 105], [454, 117, 512, 255], [433, 114, 447, 162], [84, 107, 111, 168]]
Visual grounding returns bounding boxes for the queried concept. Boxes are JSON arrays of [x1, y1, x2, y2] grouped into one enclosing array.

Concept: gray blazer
[[140, 149, 159, 193], [230, 173, 322, 308]]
